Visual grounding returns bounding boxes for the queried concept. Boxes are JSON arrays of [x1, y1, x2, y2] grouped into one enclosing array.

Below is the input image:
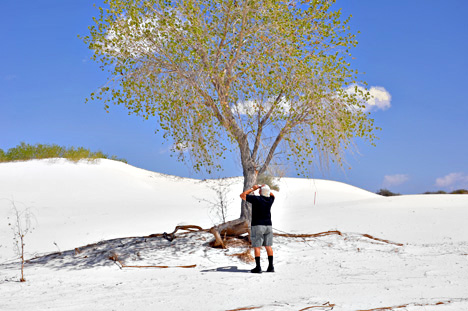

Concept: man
[[240, 184, 275, 273]]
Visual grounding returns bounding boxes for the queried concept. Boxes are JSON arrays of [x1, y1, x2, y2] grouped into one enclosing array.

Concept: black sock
[[251, 256, 262, 273], [255, 256, 261, 268], [267, 256, 274, 272]]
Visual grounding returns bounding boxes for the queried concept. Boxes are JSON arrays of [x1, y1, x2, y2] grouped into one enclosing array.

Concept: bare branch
[[252, 91, 283, 161]]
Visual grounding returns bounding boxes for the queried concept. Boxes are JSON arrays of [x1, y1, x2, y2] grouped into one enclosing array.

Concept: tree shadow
[[200, 266, 251, 273], [15, 232, 212, 271]]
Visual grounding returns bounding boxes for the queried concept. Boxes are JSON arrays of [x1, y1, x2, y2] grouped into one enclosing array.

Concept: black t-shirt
[[246, 194, 275, 226]]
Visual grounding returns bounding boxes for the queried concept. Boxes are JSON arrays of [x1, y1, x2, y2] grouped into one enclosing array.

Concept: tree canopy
[[83, 0, 379, 218]]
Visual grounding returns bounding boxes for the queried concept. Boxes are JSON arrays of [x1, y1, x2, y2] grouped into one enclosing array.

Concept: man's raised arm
[[240, 184, 260, 201]]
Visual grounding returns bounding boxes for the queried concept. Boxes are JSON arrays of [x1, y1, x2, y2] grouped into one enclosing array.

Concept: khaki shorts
[[251, 225, 273, 247]]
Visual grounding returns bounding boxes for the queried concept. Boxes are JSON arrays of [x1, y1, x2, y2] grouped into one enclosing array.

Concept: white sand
[[1, 159, 467, 310]]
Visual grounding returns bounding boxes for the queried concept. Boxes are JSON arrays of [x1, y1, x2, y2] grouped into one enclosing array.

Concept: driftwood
[[147, 225, 207, 241], [356, 299, 465, 311], [274, 230, 343, 238], [273, 230, 403, 247], [226, 306, 262, 311], [298, 302, 335, 311], [209, 218, 250, 248]]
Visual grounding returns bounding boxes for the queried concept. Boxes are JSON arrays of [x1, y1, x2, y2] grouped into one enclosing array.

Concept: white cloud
[[158, 141, 192, 155], [346, 85, 392, 112], [231, 100, 257, 116], [383, 174, 409, 188], [174, 141, 192, 153], [435, 173, 468, 189], [104, 9, 188, 58], [367, 87, 392, 111], [232, 97, 291, 116], [105, 17, 159, 57]]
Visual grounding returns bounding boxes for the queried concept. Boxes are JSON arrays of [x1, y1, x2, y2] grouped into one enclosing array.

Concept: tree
[[82, 0, 379, 221], [8, 201, 35, 282]]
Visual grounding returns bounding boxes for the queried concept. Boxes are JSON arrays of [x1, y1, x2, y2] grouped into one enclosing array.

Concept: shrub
[[423, 190, 447, 194], [450, 189, 468, 194], [422, 190, 468, 194], [376, 189, 400, 197], [0, 142, 127, 164]]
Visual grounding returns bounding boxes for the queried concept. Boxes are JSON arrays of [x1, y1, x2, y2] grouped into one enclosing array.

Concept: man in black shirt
[[240, 184, 275, 273]]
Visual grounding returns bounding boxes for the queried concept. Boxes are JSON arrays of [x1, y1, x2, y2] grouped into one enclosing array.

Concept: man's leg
[[264, 226, 274, 273], [250, 226, 263, 273], [265, 246, 274, 272], [254, 247, 261, 257], [251, 247, 262, 273]]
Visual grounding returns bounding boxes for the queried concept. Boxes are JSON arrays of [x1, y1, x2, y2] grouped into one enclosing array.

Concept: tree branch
[[252, 91, 283, 161]]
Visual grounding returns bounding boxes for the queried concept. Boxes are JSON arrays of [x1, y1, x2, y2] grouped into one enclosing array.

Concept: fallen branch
[[210, 219, 250, 249], [146, 225, 208, 241], [299, 301, 335, 310], [356, 299, 466, 311], [226, 306, 262, 311], [274, 230, 343, 238], [109, 252, 196, 269], [274, 229, 404, 247], [360, 234, 404, 247]]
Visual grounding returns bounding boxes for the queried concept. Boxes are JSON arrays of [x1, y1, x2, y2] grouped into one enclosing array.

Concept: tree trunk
[[210, 218, 250, 248], [240, 166, 258, 221]]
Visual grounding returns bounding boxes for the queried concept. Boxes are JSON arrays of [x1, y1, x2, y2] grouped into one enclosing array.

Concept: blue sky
[[1, 0, 467, 194]]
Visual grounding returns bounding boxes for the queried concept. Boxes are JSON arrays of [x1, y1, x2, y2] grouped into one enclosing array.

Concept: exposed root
[[228, 249, 255, 263], [226, 306, 262, 311], [274, 229, 403, 247], [274, 230, 343, 238], [299, 301, 335, 310], [209, 219, 250, 248], [357, 298, 467, 311], [360, 234, 403, 247], [225, 236, 251, 248], [146, 225, 208, 241]]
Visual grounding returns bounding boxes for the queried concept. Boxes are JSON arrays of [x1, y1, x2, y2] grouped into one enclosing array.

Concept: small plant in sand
[[7, 200, 35, 282], [198, 179, 236, 224]]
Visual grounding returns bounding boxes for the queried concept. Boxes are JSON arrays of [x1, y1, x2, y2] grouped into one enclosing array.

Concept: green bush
[[376, 189, 400, 197], [0, 142, 127, 164], [450, 189, 468, 194], [423, 190, 447, 194], [422, 190, 467, 194]]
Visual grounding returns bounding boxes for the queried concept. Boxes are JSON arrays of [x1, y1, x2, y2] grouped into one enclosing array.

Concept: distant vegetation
[[0, 142, 127, 164], [424, 189, 468, 195], [376, 189, 401, 197], [377, 188, 468, 196]]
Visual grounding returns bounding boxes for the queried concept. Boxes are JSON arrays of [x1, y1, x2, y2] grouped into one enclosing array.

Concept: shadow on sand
[[201, 266, 251, 273], [1, 232, 212, 271]]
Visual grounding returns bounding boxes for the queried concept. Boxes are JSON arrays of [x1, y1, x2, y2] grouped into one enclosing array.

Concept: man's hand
[[240, 184, 260, 201]]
